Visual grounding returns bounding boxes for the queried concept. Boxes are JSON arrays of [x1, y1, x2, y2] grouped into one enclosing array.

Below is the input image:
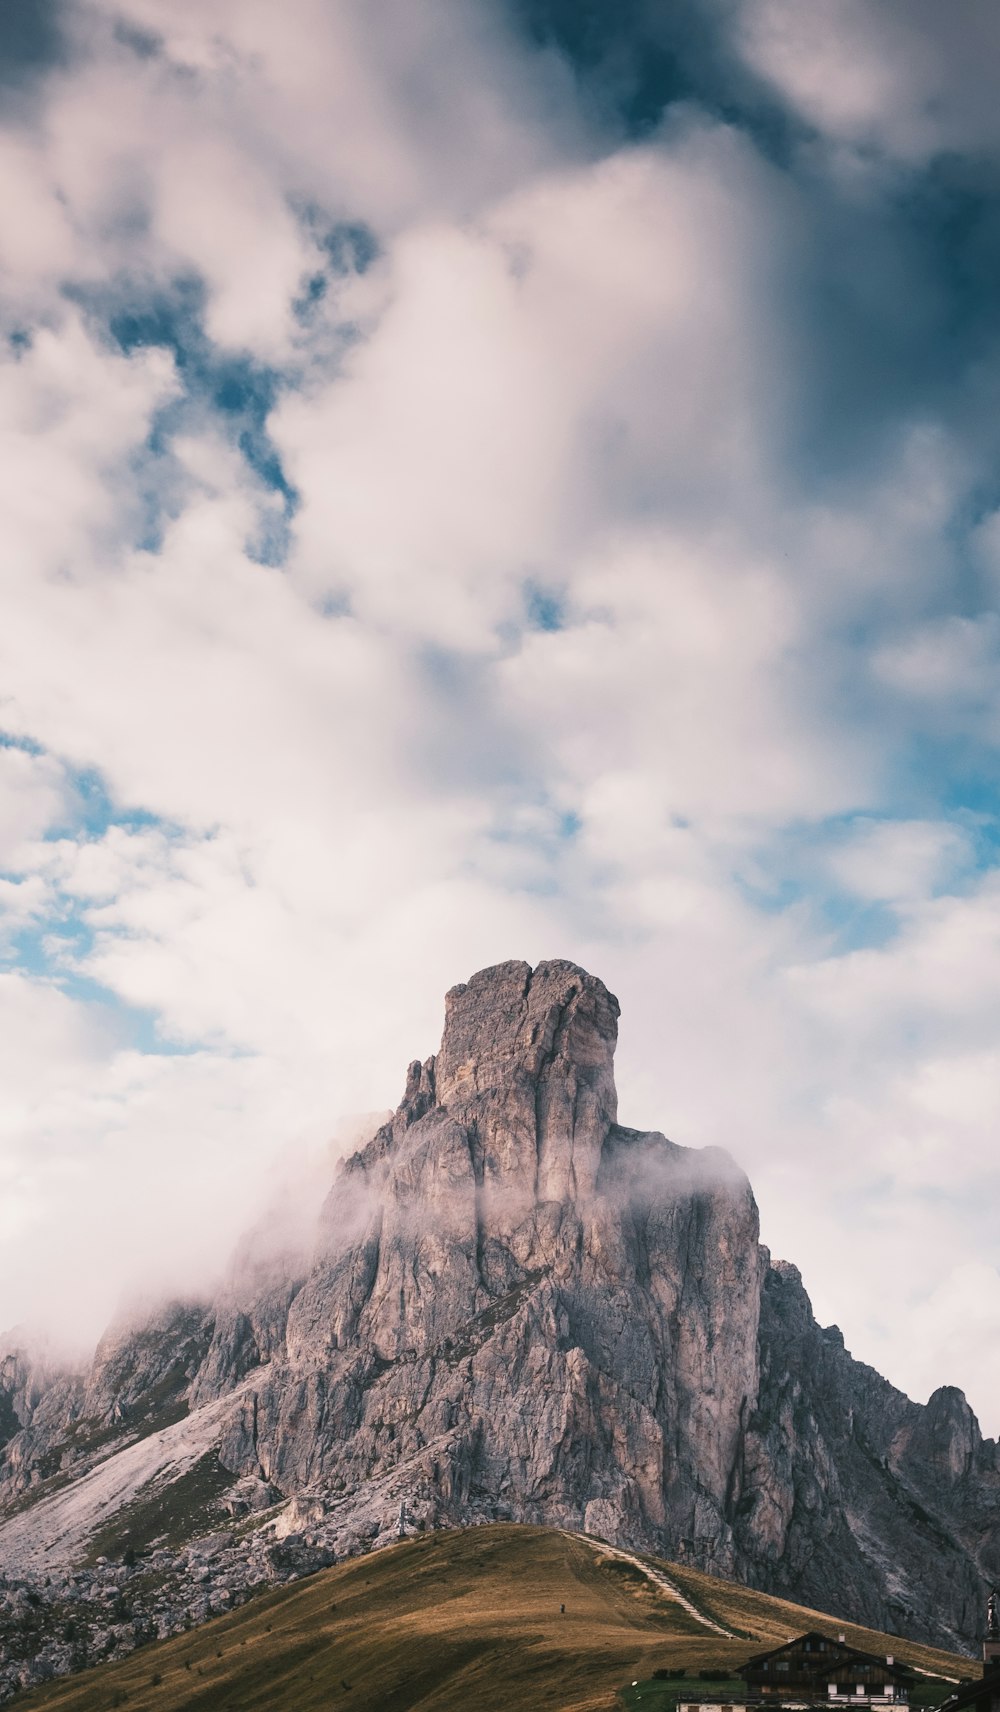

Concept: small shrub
[[150, 1672, 162, 1687]]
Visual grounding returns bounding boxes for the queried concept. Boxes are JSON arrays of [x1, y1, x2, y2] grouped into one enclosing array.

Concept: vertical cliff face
[[735, 1263, 1000, 1646], [215, 960, 765, 1565], [2, 957, 1000, 1656]]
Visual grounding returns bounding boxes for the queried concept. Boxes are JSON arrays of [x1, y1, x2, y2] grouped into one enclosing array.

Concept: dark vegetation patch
[[1, 1358, 204, 1527], [621, 1679, 743, 1712], [910, 1681, 964, 1709], [82, 1454, 235, 1564], [435, 1273, 545, 1364]]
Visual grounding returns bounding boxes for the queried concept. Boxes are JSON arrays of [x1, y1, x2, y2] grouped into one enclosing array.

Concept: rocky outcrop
[[190, 1236, 305, 1409], [0, 1346, 81, 1500], [83, 1301, 214, 1427], [1, 956, 998, 1689], [212, 960, 763, 1573], [733, 1262, 998, 1644], [0, 1301, 212, 1509]]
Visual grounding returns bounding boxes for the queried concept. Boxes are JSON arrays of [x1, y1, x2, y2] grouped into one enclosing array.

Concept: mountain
[[12, 1523, 971, 1712], [1, 959, 998, 1699]]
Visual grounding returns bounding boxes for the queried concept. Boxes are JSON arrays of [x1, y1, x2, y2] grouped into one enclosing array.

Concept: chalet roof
[[742, 1634, 913, 1682], [824, 1656, 914, 1682], [743, 1633, 853, 1669]]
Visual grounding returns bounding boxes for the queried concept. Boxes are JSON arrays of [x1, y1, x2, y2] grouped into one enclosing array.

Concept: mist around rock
[[0, 959, 997, 1699]]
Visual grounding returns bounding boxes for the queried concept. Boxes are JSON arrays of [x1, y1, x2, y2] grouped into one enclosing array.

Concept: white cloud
[[0, 749, 69, 866], [733, 0, 1000, 166], [826, 818, 972, 904], [0, 134, 79, 305], [277, 124, 801, 642], [499, 527, 864, 831], [0, 0, 999, 1438], [0, 315, 175, 584], [873, 615, 1000, 721]]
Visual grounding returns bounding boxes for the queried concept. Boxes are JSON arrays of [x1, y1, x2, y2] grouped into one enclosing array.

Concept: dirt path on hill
[[572, 1534, 741, 1638]]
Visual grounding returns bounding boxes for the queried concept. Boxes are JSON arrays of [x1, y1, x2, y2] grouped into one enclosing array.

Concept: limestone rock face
[[190, 1236, 306, 1409], [2, 957, 1000, 1661], [0, 1339, 91, 1502], [733, 1263, 1000, 1645], [216, 960, 764, 1568], [83, 1301, 213, 1425]]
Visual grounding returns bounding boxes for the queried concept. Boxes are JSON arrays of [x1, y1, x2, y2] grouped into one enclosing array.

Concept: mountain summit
[[1, 960, 998, 1696], [210, 957, 762, 1558]]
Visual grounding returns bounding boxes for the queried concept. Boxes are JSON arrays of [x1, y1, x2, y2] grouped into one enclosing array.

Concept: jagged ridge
[[1, 959, 998, 1699]]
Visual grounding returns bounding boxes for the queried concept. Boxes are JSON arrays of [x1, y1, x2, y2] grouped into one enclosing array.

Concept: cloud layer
[[3, 0, 1000, 1425]]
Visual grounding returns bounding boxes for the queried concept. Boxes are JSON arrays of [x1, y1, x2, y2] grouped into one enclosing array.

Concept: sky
[[3, 0, 1000, 1427]]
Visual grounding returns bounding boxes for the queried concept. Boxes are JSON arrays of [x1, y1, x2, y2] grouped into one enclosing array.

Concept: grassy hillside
[[19, 1525, 977, 1712]]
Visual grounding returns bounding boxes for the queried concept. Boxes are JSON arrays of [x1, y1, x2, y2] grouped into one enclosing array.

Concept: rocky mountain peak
[[435, 958, 620, 1108], [431, 958, 620, 1211], [905, 1385, 981, 1483], [2, 957, 1000, 1690]]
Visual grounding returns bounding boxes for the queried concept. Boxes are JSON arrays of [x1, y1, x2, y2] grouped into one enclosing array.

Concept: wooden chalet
[[678, 1593, 1000, 1712], [820, 1654, 914, 1704], [742, 1633, 913, 1705]]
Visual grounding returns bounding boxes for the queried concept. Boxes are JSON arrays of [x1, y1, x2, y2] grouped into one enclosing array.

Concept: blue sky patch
[[524, 580, 566, 632], [68, 274, 300, 560]]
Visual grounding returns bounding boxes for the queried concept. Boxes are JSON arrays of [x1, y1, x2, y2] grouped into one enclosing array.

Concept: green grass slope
[[19, 1525, 976, 1712]]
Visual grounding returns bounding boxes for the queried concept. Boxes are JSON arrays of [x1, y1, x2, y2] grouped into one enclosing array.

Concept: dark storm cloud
[[503, 0, 1000, 558], [506, 0, 1000, 162], [508, 0, 707, 133], [502, 0, 800, 152]]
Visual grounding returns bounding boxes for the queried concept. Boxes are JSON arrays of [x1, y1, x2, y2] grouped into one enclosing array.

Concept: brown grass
[[19, 1524, 976, 1712]]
